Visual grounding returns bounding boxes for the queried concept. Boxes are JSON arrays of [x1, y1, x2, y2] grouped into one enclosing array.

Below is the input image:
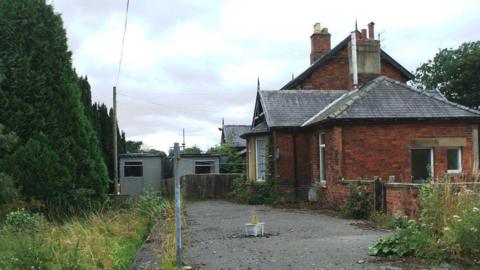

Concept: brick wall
[[385, 184, 421, 218], [298, 47, 410, 90], [340, 121, 475, 182]]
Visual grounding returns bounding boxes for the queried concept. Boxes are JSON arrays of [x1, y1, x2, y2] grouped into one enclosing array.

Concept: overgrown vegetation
[[232, 175, 277, 205], [208, 144, 245, 173], [342, 183, 372, 219], [372, 182, 480, 266], [0, 193, 169, 269], [370, 213, 409, 230]]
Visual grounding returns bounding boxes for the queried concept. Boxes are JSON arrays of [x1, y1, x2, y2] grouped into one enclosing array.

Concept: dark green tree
[[78, 75, 93, 121], [182, 145, 202, 154], [126, 140, 143, 153], [207, 144, 244, 173], [0, 124, 18, 206], [414, 41, 480, 109], [0, 0, 108, 210]]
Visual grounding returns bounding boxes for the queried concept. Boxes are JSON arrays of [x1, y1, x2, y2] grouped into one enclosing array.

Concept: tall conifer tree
[[0, 0, 109, 209]]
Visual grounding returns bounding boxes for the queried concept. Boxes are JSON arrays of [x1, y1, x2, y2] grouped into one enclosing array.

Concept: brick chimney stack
[[368, 22, 375, 40], [310, 23, 331, 64]]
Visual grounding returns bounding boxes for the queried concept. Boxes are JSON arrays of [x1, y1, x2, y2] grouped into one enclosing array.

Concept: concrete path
[[186, 201, 427, 270]]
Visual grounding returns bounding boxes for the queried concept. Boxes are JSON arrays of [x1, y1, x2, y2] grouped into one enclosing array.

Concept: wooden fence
[[161, 174, 241, 200]]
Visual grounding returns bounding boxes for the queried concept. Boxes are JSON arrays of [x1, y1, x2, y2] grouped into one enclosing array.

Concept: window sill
[[447, 170, 462, 174]]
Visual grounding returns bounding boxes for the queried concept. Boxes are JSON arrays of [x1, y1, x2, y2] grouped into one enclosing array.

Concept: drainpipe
[[350, 31, 358, 89]]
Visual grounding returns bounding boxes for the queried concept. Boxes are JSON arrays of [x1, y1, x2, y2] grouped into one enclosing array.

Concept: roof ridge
[[302, 93, 348, 126], [315, 76, 387, 120]]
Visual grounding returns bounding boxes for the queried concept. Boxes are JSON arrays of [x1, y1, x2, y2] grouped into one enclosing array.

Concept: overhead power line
[[118, 92, 252, 114], [116, 0, 130, 87]]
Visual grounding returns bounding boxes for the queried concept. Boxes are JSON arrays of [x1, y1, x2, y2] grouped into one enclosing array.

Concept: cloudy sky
[[52, 0, 480, 152]]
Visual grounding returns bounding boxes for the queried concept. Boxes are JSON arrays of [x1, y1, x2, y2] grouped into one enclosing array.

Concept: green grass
[[0, 193, 169, 269]]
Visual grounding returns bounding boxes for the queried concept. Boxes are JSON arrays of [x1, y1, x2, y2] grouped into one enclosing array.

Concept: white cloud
[[53, 0, 480, 152]]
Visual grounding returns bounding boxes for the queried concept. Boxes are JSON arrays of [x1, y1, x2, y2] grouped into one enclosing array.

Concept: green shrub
[[343, 183, 372, 219], [371, 220, 440, 260], [137, 191, 169, 223], [232, 175, 277, 205], [2, 208, 46, 233], [370, 213, 409, 229]]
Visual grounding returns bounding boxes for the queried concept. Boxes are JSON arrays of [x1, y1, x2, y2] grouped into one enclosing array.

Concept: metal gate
[[374, 178, 386, 212]]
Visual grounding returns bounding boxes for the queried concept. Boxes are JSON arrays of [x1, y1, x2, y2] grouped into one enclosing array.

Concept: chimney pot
[[361, 29, 367, 39], [313, 23, 322, 34], [368, 22, 375, 40]]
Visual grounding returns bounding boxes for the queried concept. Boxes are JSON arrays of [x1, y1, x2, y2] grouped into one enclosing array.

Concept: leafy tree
[[0, 0, 108, 210], [208, 144, 244, 173], [182, 145, 202, 154], [414, 41, 480, 109], [126, 140, 143, 153], [0, 124, 18, 206]]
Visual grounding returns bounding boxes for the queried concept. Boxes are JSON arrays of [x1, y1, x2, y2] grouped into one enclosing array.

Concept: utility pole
[[182, 128, 185, 151], [113, 86, 119, 195], [173, 142, 182, 267]]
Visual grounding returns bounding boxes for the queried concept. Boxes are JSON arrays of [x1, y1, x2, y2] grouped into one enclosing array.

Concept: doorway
[[411, 148, 433, 183]]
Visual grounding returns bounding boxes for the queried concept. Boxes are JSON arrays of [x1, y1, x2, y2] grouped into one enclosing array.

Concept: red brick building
[[241, 23, 480, 207]]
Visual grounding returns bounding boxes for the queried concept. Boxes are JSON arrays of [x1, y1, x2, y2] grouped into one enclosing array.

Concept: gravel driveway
[[186, 201, 421, 270]]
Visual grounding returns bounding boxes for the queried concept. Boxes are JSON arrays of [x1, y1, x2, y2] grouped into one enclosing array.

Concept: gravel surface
[[186, 201, 424, 270]]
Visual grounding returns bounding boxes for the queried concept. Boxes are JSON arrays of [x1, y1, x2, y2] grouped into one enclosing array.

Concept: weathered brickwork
[[386, 186, 421, 218], [339, 122, 474, 182], [299, 47, 409, 90], [271, 121, 477, 213]]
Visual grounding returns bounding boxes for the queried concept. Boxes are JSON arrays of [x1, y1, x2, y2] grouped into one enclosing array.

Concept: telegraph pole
[[182, 128, 186, 151], [113, 86, 119, 195], [173, 142, 182, 266]]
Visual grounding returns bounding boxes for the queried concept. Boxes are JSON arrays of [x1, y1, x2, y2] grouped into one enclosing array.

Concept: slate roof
[[303, 76, 480, 126], [222, 125, 250, 148], [281, 35, 414, 90], [259, 89, 348, 127]]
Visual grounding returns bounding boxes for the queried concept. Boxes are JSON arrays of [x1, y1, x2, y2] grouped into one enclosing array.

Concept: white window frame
[[319, 133, 326, 183], [447, 147, 462, 173], [194, 160, 216, 174], [255, 139, 266, 181]]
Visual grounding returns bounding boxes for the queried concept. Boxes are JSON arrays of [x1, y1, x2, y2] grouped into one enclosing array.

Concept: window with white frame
[[256, 139, 266, 181], [195, 160, 215, 174], [124, 161, 143, 177], [447, 148, 462, 173], [319, 133, 326, 183]]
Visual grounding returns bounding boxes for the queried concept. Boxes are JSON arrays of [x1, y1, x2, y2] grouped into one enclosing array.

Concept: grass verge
[[0, 192, 168, 269]]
